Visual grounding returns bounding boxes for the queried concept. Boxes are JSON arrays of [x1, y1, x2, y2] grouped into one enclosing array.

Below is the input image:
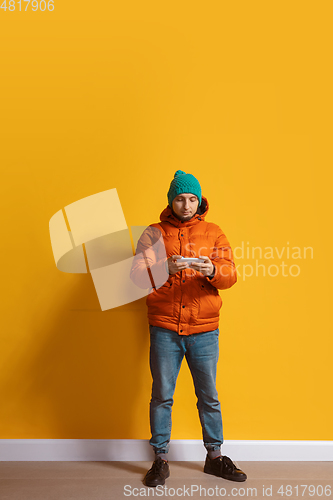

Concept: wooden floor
[[0, 461, 332, 499]]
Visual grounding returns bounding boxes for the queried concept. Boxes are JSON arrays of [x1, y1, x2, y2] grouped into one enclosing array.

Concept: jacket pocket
[[197, 282, 222, 320], [146, 281, 175, 316]]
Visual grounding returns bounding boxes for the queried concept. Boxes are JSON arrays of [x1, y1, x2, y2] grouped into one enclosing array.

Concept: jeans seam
[[149, 330, 184, 452], [188, 358, 207, 442], [186, 332, 222, 449]]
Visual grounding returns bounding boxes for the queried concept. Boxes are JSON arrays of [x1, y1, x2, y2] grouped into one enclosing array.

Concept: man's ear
[[196, 199, 205, 215]]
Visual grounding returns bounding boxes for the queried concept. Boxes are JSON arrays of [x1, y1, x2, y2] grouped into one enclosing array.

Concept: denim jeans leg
[[149, 325, 185, 454], [185, 328, 223, 452]]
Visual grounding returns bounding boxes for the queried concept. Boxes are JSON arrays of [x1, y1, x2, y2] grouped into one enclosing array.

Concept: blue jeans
[[149, 325, 223, 454]]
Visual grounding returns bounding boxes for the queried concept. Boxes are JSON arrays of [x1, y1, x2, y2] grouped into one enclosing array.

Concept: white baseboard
[[0, 439, 332, 461]]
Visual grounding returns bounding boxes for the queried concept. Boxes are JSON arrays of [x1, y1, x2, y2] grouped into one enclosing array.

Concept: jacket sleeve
[[206, 226, 237, 290], [130, 226, 168, 290]]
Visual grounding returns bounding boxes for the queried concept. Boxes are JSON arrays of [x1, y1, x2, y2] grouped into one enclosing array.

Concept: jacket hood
[[159, 195, 209, 228]]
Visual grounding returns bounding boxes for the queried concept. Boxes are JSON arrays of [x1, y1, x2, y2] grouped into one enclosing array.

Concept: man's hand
[[190, 255, 215, 277], [167, 255, 190, 275]]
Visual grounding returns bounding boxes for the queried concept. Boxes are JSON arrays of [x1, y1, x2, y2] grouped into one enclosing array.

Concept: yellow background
[[0, 1, 332, 440]]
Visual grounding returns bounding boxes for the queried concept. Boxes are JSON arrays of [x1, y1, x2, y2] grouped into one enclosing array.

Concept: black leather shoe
[[204, 455, 247, 482], [143, 456, 170, 487]]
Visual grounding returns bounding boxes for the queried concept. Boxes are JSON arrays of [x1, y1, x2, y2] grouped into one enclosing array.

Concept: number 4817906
[[0, 0, 54, 11]]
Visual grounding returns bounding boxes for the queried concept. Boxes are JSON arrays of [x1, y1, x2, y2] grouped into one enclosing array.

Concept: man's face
[[172, 193, 199, 221]]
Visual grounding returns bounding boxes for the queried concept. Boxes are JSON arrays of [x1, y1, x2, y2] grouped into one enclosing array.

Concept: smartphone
[[177, 257, 205, 263]]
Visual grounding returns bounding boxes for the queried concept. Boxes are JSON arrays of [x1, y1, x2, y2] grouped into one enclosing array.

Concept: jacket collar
[[159, 196, 209, 228]]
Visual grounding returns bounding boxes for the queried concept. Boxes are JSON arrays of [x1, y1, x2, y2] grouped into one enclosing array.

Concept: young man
[[130, 170, 247, 486]]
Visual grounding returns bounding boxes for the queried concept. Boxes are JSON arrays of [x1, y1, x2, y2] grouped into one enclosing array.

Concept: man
[[130, 170, 247, 486]]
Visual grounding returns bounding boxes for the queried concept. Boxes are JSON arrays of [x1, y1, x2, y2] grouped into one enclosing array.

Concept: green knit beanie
[[167, 170, 202, 207]]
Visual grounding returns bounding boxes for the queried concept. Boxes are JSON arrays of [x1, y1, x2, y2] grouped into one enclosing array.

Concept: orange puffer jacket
[[130, 196, 237, 335]]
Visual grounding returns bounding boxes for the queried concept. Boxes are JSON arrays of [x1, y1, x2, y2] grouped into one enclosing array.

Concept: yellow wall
[[1, 1, 332, 440]]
